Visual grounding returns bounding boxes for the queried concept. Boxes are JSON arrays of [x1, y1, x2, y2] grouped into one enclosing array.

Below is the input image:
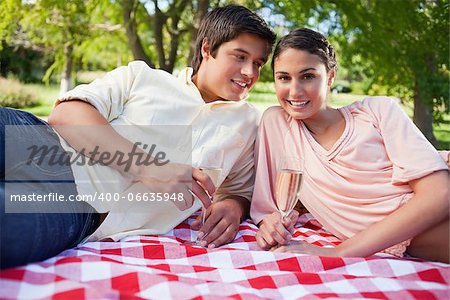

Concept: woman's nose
[[289, 81, 303, 98]]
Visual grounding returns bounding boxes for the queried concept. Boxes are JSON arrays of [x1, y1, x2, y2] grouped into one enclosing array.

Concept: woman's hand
[[255, 210, 299, 250], [272, 241, 340, 257]]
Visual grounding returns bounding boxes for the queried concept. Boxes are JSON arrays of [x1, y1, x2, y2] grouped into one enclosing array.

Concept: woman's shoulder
[[348, 96, 400, 108], [346, 96, 402, 116]]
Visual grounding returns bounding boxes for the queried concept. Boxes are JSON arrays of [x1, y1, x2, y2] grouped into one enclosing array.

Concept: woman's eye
[[234, 55, 245, 61], [302, 73, 315, 80], [276, 76, 290, 81]]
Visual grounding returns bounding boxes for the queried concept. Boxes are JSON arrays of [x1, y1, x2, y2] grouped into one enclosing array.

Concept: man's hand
[[138, 165, 215, 211], [191, 197, 248, 248], [255, 211, 299, 250]]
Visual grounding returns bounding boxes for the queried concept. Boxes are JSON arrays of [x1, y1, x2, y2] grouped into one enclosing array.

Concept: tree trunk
[[413, 79, 437, 146], [60, 44, 73, 96], [153, 0, 167, 71], [166, 0, 190, 73], [188, 0, 209, 64], [122, 0, 154, 68]]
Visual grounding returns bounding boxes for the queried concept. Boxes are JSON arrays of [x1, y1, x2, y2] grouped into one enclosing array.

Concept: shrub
[[0, 77, 40, 108], [251, 81, 276, 94]]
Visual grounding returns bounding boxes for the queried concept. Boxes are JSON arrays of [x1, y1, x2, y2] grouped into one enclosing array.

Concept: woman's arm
[[336, 170, 449, 257], [275, 170, 449, 257]]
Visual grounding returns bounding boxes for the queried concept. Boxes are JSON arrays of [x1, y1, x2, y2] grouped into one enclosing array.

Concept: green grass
[[17, 81, 449, 149], [434, 115, 450, 150], [21, 83, 59, 117], [248, 83, 449, 150]]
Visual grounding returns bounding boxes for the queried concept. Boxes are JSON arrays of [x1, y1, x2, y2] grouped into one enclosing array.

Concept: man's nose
[[241, 61, 257, 79]]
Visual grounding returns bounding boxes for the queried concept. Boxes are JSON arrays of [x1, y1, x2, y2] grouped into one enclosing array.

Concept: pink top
[[250, 97, 448, 240]]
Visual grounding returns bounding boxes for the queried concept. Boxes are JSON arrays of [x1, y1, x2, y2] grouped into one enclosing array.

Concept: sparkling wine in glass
[[199, 167, 222, 224], [275, 160, 303, 220], [185, 167, 222, 246]]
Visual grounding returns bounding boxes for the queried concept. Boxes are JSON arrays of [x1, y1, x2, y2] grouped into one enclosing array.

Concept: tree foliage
[[1, 0, 448, 145], [268, 0, 449, 145]]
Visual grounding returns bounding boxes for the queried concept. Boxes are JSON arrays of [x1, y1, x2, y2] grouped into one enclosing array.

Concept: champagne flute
[[275, 157, 303, 221], [199, 167, 222, 224], [185, 167, 222, 245]]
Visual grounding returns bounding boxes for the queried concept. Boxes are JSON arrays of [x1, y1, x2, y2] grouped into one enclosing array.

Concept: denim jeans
[[0, 107, 99, 269]]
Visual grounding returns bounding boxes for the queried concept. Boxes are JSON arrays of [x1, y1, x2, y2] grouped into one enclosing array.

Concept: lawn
[[21, 83, 60, 117], [248, 82, 449, 150], [16, 81, 450, 149]]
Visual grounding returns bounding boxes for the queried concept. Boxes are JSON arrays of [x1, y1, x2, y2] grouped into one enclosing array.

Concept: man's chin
[[216, 91, 248, 102]]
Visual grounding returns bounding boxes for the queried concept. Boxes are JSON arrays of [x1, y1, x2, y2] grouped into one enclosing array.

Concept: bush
[[331, 80, 352, 94], [251, 81, 275, 94], [0, 77, 40, 108]]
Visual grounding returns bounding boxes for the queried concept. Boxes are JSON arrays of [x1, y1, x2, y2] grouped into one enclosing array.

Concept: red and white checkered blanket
[[1, 213, 449, 299]]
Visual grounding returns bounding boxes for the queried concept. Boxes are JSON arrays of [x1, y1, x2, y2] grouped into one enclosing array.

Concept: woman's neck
[[301, 107, 346, 151], [302, 107, 342, 136]]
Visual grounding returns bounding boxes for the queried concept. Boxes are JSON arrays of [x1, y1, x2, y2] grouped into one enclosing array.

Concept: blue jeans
[[0, 108, 100, 269]]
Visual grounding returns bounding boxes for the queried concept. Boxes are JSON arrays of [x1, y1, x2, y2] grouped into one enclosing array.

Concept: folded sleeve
[[364, 97, 448, 184], [56, 61, 148, 122]]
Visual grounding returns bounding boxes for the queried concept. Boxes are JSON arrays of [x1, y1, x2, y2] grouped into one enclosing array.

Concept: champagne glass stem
[[280, 209, 291, 221], [201, 206, 206, 224]]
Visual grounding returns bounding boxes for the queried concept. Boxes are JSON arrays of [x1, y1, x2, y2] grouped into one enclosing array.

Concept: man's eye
[[234, 55, 245, 61]]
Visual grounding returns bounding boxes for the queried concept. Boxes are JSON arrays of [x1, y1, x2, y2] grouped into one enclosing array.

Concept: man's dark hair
[[191, 5, 276, 74]]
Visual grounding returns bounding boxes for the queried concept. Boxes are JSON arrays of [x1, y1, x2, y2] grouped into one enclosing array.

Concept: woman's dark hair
[[271, 28, 337, 73], [191, 5, 276, 75]]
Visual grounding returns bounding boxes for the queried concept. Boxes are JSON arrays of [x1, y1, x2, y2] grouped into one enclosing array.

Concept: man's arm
[[49, 100, 214, 210], [193, 131, 257, 248]]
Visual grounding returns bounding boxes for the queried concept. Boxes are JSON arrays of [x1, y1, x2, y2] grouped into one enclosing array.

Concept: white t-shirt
[[57, 61, 259, 241]]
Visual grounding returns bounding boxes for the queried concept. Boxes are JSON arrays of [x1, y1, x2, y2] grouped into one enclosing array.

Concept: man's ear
[[201, 38, 211, 60], [328, 69, 336, 87]]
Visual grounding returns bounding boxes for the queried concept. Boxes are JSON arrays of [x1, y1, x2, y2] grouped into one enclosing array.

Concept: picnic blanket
[[1, 213, 449, 299]]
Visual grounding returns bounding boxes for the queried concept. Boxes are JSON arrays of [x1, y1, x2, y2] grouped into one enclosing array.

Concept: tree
[[0, 0, 22, 47], [19, 0, 94, 95], [269, 0, 449, 146], [119, 0, 201, 72], [121, 0, 155, 68]]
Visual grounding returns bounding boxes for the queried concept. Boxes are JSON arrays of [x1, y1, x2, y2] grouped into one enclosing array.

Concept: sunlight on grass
[[15, 81, 449, 149], [21, 83, 59, 116], [248, 88, 449, 149]]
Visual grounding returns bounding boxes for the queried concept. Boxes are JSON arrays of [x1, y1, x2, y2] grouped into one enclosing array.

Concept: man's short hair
[[191, 5, 276, 74]]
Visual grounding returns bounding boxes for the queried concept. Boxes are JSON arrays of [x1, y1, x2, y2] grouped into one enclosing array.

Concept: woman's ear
[[201, 38, 210, 60], [328, 69, 336, 87]]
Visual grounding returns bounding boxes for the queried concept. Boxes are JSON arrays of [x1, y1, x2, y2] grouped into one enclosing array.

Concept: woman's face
[[273, 48, 335, 120]]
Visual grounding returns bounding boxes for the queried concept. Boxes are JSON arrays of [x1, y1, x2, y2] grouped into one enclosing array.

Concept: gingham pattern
[[1, 213, 449, 299]]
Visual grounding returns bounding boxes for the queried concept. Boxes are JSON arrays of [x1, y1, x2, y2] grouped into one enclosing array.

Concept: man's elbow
[[48, 100, 98, 126], [48, 103, 65, 126]]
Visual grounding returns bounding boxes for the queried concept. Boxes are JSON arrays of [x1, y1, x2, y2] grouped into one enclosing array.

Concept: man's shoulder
[[125, 60, 174, 79]]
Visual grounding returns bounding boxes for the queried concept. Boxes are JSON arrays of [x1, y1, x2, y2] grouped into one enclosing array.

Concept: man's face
[[194, 33, 269, 103]]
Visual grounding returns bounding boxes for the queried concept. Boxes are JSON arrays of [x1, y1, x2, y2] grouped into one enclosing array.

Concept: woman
[[251, 28, 449, 262]]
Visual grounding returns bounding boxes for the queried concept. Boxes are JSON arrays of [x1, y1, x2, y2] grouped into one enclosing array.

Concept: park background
[[0, 0, 448, 149]]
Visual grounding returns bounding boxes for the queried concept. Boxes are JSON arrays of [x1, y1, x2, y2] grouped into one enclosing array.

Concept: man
[[1, 5, 276, 268]]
